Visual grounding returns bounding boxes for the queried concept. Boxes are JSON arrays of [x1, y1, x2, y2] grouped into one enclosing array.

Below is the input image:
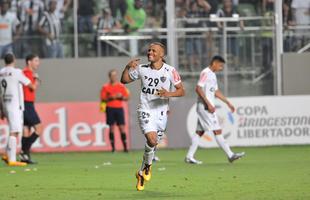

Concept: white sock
[[215, 134, 234, 158], [186, 134, 200, 159], [139, 143, 155, 173], [7, 136, 17, 162]]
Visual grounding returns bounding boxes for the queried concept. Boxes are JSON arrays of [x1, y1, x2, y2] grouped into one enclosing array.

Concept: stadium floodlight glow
[[209, 14, 239, 22]]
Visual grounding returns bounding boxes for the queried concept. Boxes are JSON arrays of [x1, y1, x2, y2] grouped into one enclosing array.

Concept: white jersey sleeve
[[16, 69, 31, 86], [197, 70, 207, 87], [128, 66, 140, 81], [169, 67, 182, 86]]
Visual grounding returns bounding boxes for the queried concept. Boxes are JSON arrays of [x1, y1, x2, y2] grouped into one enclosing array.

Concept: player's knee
[[35, 124, 43, 135], [213, 130, 222, 135], [118, 125, 125, 133], [147, 139, 157, 147], [196, 131, 204, 137]]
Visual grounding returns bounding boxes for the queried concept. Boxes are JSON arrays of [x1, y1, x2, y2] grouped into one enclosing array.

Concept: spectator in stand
[[19, 0, 45, 57], [44, 0, 72, 29], [109, 0, 127, 28], [38, 0, 63, 58], [184, 0, 211, 71], [123, 0, 146, 33], [97, 7, 120, 56], [291, 0, 310, 50], [9, 0, 21, 15], [216, 0, 244, 67], [77, 0, 95, 33], [0, 0, 21, 58], [261, 0, 274, 73], [123, 0, 146, 56], [9, 0, 23, 58], [283, 0, 295, 52]]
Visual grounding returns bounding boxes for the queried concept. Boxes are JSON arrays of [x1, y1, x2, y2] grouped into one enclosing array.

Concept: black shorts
[[24, 101, 41, 127], [106, 107, 125, 126]]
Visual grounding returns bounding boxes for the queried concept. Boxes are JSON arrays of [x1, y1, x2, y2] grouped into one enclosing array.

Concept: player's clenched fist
[[126, 58, 140, 70]]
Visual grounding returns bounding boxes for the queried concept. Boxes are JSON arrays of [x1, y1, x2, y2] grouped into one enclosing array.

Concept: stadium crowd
[[0, 0, 309, 58]]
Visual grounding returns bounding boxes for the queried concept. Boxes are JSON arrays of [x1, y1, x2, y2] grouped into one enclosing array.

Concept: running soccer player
[[185, 55, 245, 164], [19, 54, 42, 164], [121, 42, 185, 191], [101, 69, 129, 152], [0, 53, 34, 166]]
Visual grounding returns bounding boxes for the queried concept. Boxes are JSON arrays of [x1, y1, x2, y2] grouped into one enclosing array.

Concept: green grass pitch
[[1, 146, 310, 200]]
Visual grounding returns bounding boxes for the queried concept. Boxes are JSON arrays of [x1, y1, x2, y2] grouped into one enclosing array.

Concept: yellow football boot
[[1, 155, 9, 164], [142, 164, 152, 181], [8, 161, 27, 167], [135, 171, 145, 191]]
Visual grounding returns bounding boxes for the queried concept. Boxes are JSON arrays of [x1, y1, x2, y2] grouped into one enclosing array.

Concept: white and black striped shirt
[[20, 0, 44, 33], [39, 10, 61, 44]]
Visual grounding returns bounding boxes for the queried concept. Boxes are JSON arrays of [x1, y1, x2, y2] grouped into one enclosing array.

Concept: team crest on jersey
[[160, 76, 166, 83]]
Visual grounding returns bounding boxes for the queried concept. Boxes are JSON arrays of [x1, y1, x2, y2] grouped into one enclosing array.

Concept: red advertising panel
[[0, 102, 130, 152]]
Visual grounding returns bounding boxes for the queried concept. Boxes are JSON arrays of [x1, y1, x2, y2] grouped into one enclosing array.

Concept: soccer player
[[185, 55, 245, 164], [121, 42, 185, 191], [0, 53, 34, 166], [19, 54, 42, 164], [100, 69, 129, 152]]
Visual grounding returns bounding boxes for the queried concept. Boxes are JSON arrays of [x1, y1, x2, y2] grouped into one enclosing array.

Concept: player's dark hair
[[25, 54, 39, 65], [4, 53, 15, 65], [150, 42, 166, 63], [211, 55, 226, 64]]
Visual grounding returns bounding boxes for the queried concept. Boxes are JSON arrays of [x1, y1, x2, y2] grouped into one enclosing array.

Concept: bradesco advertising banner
[[187, 95, 310, 147], [0, 102, 129, 152]]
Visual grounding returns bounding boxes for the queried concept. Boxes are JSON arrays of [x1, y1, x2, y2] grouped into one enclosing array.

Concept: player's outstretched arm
[[120, 58, 140, 84], [215, 90, 235, 112]]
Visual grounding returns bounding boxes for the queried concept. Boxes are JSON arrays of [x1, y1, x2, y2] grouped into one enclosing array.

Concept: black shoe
[[19, 152, 37, 164], [24, 159, 38, 164], [19, 152, 29, 161]]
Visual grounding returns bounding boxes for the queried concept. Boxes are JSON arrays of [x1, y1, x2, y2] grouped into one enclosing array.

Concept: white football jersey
[[0, 66, 31, 112], [129, 63, 182, 110], [197, 67, 218, 106]]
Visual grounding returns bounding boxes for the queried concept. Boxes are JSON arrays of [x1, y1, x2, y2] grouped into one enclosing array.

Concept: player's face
[[30, 57, 40, 70], [214, 61, 224, 72], [147, 44, 164, 63]]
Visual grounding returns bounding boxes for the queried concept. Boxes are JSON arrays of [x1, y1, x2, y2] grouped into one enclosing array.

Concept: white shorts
[[137, 108, 168, 134], [6, 109, 23, 133], [196, 102, 221, 132]]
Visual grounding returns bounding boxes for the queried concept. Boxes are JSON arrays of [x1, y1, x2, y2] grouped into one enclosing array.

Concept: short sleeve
[[170, 68, 182, 85], [197, 71, 207, 87], [128, 66, 140, 81], [17, 70, 31, 86], [100, 85, 107, 101]]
